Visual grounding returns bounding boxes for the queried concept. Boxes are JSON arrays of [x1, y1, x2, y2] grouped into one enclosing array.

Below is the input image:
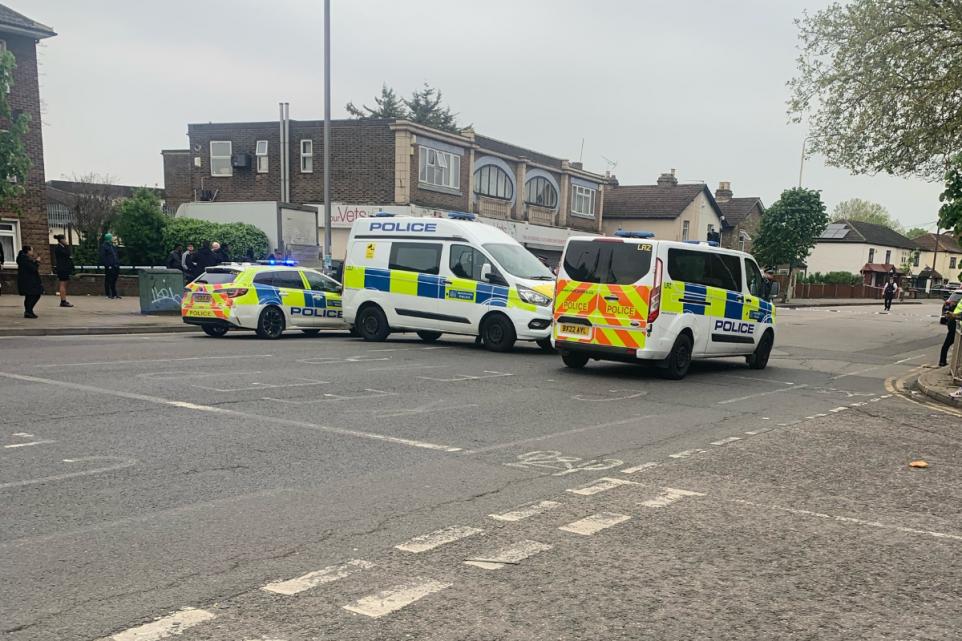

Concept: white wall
[[806, 242, 912, 275], [601, 191, 723, 242]]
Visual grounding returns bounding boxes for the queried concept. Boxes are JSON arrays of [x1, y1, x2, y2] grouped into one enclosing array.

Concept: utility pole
[[323, 0, 332, 271], [798, 137, 808, 188]]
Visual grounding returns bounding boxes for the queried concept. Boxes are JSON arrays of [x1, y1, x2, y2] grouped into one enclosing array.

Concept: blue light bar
[[449, 211, 476, 221], [372, 211, 395, 217], [614, 230, 654, 239], [683, 240, 720, 247]]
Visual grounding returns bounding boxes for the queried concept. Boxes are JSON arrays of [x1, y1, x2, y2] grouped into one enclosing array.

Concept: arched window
[[474, 165, 513, 201], [525, 176, 559, 208]]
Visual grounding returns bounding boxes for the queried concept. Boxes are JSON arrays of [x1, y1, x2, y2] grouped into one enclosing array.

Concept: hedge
[[163, 217, 271, 261]]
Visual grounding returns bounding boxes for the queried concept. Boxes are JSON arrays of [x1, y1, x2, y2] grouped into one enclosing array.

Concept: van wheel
[[348, 325, 360, 337], [202, 325, 229, 338], [481, 314, 516, 352], [747, 331, 774, 370], [661, 333, 693, 380], [357, 305, 390, 342], [416, 330, 442, 343], [561, 350, 589, 369], [301, 329, 321, 336], [256, 306, 285, 340], [537, 338, 555, 352]]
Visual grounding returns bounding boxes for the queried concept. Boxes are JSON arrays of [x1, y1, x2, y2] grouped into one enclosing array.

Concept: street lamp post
[[323, 0, 332, 271], [798, 136, 812, 188]]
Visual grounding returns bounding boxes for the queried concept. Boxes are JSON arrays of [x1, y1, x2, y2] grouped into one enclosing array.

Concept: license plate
[[193, 293, 211, 303], [185, 309, 216, 318], [559, 323, 591, 338]]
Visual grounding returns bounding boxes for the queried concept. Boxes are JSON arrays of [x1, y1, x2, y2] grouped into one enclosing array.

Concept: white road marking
[[829, 406, 848, 413], [395, 525, 483, 553], [641, 487, 705, 508], [831, 353, 927, 380], [12, 432, 34, 437], [364, 364, 447, 372], [417, 371, 514, 383], [732, 499, 962, 542], [718, 384, 809, 405], [0, 373, 463, 453], [263, 389, 397, 404], [98, 607, 215, 641], [0, 457, 136, 491], [709, 436, 742, 446], [669, 449, 705, 459], [464, 540, 553, 570], [559, 512, 631, 536], [45, 355, 271, 368], [4, 439, 55, 449], [850, 402, 867, 407], [621, 462, 660, 474], [196, 378, 328, 393], [342, 578, 451, 618], [566, 476, 638, 496], [572, 389, 648, 402], [744, 428, 772, 435], [489, 500, 561, 522], [299, 355, 390, 364], [262, 559, 375, 595], [730, 375, 797, 385], [467, 415, 657, 454]]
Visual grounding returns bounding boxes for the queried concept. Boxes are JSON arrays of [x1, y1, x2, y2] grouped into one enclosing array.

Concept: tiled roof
[[473, 135, 565, 171], [861, 263, 897, 273], [819, 220, 917, 249], [717, 197, 763, 226], [912, 232, 962, 253], [603, 184, 715, 220], [0, 4, 55, 38]]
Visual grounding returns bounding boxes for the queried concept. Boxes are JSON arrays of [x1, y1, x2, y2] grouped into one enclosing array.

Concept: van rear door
[[554, 239, 653, 351]]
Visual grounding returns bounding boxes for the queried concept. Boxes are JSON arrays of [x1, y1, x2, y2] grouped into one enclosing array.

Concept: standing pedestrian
[[211, 241, 226, 265], [218, 242, 231, 263], [883, 277, 897, 312], [53, 234, 74, 308], [100, 233, 121, 299], [940, 303, 957, 367], [195, 240, 215, 275], [16, 245, 42, 318], [181, 243, 196, 280], [166, 244, 183, 271]]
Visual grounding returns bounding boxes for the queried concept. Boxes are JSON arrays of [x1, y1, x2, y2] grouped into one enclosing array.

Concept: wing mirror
[[482, 262, 494, 282], [768, 280, 780, 299]]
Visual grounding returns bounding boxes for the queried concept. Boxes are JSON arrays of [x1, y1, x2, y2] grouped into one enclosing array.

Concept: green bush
[[162, 217, 270, 261], [113, 189, 167, 266], [802, 271, 861, 285]]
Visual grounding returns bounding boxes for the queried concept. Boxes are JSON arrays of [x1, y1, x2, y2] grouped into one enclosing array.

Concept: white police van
[[341, 213, 556, 351]]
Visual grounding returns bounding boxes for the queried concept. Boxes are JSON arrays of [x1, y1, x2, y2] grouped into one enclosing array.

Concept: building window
[[210, 141, 232, 177], [300, 140, 313, 173], [255, 140, 269, 173], [868, 248, 875, 263], [682, 220, 690, 241], [418, 146, 460, 190], [0, 220, 19, 266], [525, 176, 558, 208], [474, 165, 513, 201], [952, 257, 958, 270], [885, 250, 891, 264], [913, 252, 920, 267], [571, 185, 596, 218]]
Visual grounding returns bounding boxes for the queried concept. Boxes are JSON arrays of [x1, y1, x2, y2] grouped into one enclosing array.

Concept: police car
[[553, 233, 778, 378], [341, 213, 556, 351], [182, 262, 348, 339]]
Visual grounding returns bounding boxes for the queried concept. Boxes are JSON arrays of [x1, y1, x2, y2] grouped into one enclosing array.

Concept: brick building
[[163, 116, 607, 261], [0, 5, 55, 270], [714, 181, 764, 252]]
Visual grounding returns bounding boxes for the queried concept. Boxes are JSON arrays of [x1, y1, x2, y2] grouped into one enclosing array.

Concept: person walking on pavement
[[883, 277, 897, 312], [166, 244, 183, 271], [100, 233, 121, 299], [53, 234, 74, 307], [16, 245, 42, 318]]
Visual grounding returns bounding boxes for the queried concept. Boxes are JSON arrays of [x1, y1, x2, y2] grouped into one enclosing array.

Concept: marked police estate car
[[182, 262, 348, 339]]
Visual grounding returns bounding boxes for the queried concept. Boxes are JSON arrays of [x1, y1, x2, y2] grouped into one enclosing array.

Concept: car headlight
[[517, 285, 551, 307]]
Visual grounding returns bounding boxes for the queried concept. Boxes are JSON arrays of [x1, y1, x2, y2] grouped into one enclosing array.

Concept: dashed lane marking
[[669, 449, 705, 459], [489, 500, 561, 522], [262, 560, 375, 595], [829, 406, 848, 413], [97, 607, 215, 641], [641, 487, 705, 508], [566, 477, 638, 496], [0, 456, 137, 491], [4, 439, 55, 449], [395, 526, 483, 553], [342, 578, 452, 618], [464, 540, 553, 570], [45, 354, 272, 368], [621, 462, 660, 474], [709, 436, 742, 446], [12, 432, 33, 437], [559, 512, 631, 536], [717, 384, 809, 405], [744, 428, 772, 435]]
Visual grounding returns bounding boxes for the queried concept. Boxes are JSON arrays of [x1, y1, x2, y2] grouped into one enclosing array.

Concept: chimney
[[715, 181, 733, 202], [608, 173, 619, 187], [657, 169, 678, 187], [571, 161, 583, 170]]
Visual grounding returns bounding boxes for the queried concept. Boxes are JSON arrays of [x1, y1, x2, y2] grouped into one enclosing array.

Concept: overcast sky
[[27, 0, 943, 230]]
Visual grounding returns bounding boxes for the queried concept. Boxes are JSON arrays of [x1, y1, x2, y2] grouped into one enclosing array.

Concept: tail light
[[223, 288, 249, 298], [648, 258, 663, 325]]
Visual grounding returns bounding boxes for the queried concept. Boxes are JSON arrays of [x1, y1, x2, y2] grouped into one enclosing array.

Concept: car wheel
[[202, 325, 229, 338], [746, 331, 774, 370], [255, 306, 285, 340], [537, 338, 555, 352], [481, 314, 516, 352], [416, 330, 442, 343], [561, 349, 589, 369], [357, 305, 390, 342], [301, 329, 321, 336], [661, 333, 693, 380]]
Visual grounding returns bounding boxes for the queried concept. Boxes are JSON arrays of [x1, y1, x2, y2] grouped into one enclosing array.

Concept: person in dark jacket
[[194, 241, 216, 276], [166, 244, 183, 272], [100, 233, 121, 299], [53, 234, 74, 307], [17, 245, 42, 318], [210, 241, 226, 265]]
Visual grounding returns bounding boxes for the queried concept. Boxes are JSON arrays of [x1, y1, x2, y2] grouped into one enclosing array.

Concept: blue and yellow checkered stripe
[[661, 281, 773, 324]]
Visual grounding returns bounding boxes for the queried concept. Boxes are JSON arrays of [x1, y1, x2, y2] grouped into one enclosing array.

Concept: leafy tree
[[113, 189, 167, 266], [404, 83, 462, 132], [831, 198, 903, 232], [346, 83, 409, 119], [938, 153, 962, 235], [0, 50, 30, 209], [753, 188, 829, 301], [789, 1, 962, 179], [905, 227, 929, 239]]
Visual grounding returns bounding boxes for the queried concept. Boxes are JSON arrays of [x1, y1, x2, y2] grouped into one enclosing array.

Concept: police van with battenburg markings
[[553, 232, 778, 378], [341, 213, 556, 351]]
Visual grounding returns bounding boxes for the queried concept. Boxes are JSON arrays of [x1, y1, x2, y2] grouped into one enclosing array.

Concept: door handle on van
[[603, 295, 619, 302]]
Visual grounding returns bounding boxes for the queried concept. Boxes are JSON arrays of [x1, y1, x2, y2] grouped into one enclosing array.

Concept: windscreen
[[195, 271, 237, 285], [483, 243, 555, 280], [562, 240, 652, 285]]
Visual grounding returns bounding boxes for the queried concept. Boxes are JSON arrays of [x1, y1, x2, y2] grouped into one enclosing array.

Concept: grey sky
[[27, 0, 943, 231]]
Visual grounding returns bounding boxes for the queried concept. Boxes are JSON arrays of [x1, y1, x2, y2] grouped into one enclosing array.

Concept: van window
[[450, 244, 486, 281], [305, 270, 340, 293], [272, 270, 307, 289], [745, 259, 764, 297], [483, 243, 554, 280], [389, 242, 442, 275], [667, 248, 742, 292], [563, 240, 652, 285]]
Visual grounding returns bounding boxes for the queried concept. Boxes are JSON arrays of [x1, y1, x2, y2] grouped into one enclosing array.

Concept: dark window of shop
[[524, 177, 558, 208], [667, 248, 742, 292], [474, 165, 513, 201], [389, 242, 442, 275]]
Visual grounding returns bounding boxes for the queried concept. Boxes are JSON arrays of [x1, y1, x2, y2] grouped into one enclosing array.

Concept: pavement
[[916, 366, 962, 407], [2, 300, 960, 641], [0, 294, 192, 336], [783, 298, 924, 308]]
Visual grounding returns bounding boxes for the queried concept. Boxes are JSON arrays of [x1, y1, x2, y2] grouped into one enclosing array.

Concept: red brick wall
[[2, 34, 49, 269], [161, 150, 192, 210]]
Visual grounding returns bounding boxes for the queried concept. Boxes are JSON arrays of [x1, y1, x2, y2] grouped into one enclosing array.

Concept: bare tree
[[48, 173, 118, 263]]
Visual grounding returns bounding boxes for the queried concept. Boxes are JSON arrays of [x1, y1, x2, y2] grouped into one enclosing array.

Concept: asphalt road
[[2, 301, 960, 641]]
